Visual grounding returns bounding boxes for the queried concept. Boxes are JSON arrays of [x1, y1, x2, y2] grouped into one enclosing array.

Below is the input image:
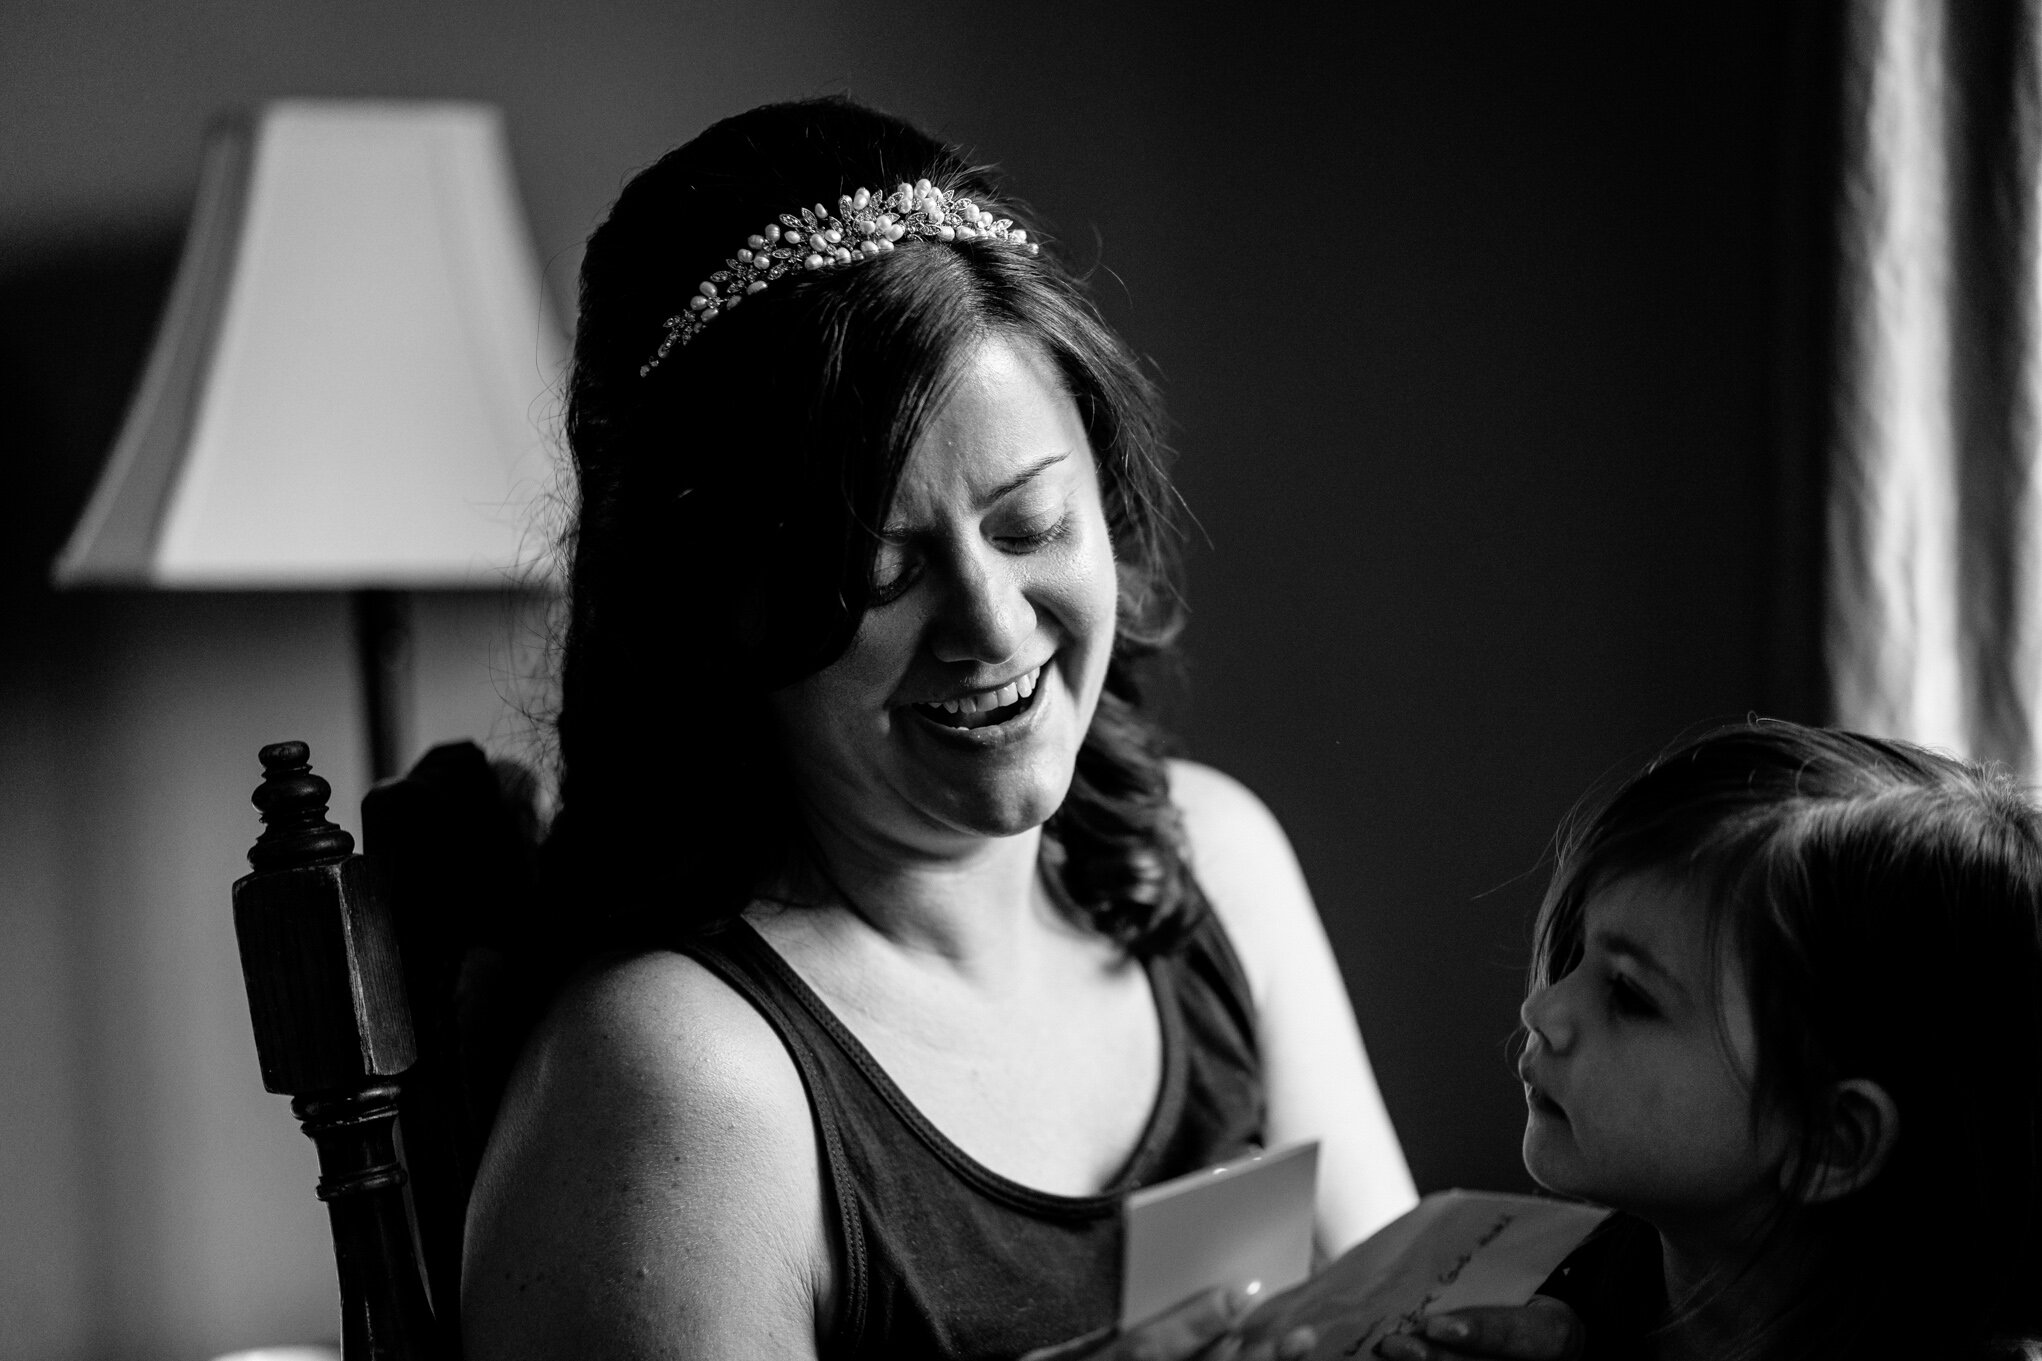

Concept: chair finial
[[249, 742, 357, 872]]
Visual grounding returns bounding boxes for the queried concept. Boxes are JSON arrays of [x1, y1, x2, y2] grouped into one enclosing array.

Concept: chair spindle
[[232, 741, 438, 1360]]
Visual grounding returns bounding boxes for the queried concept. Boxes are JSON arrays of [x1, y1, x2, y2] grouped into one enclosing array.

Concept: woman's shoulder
[[1166, 758, 1297, 874], [463, 947, 830, 1358], [1166, 756, 1274, 824], [1165, 759, 1315, 998], [504, 946, 814, 1151]]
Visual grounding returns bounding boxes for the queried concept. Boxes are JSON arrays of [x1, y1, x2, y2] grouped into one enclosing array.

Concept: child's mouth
[[1525, 1083, 1567, 1121]]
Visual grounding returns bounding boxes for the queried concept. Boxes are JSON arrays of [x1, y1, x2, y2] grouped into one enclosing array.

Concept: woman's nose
[[1520, 981, 1576, 1055], [929, 542, 1035, 664]]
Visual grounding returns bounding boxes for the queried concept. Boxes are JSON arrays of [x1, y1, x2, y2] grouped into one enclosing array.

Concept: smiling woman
[[771, 340, 1117, 850], [459, 97, 1418, 1361]]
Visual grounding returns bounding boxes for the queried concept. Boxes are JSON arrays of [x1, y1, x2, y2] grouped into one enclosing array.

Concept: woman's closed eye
[[869, 541, 922, 606], [868, 511, 1073, 605], [996, 512, 1071, 553]]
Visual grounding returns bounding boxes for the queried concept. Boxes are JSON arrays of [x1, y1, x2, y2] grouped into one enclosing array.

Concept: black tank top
[[676, 911, 1265, 1361]]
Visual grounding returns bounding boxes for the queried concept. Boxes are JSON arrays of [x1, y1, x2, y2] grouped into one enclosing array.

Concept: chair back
[[233, 740, 544, 1360], [361, 742, 545, 1334]]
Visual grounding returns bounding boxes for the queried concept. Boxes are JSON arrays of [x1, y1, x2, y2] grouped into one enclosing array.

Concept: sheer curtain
[[1829, 0, 2042, 774]]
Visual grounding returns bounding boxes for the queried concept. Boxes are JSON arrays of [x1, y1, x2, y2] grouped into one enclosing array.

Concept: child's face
[[1519, 871, 1791, 1236]]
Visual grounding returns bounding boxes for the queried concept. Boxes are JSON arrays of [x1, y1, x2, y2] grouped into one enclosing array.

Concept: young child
[[1512, 720, 2042, 1359]]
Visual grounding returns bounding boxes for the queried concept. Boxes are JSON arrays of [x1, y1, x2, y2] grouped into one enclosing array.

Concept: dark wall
[[947, 6, 1809, 1191], [0, 4, 1813, 1351], [1220, 11, 1795, 1191]]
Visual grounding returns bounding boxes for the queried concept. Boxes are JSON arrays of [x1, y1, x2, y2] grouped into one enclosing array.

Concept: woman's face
[[769, 335, 1119, 857]]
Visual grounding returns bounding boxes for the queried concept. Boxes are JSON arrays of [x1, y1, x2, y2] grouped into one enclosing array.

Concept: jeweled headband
[[639, 179, 1040, 376]]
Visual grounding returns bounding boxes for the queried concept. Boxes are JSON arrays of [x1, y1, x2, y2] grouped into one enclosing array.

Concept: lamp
[[55, 100, 567, 779]]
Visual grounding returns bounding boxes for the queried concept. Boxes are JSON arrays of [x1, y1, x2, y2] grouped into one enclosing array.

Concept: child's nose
[[1520, 982, 1576, 1054]]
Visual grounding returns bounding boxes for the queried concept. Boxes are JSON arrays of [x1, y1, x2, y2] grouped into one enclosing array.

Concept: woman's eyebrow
[[975, 450, 1070, 509], [882, 451, 1072, 536]]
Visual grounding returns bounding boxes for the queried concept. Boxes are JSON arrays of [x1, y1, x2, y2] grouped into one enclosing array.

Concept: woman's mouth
[[912, 664, 1042, 731]]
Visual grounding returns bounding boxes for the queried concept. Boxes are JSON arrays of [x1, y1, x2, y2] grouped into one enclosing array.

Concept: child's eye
[[1606, 973, 1658, 1018]]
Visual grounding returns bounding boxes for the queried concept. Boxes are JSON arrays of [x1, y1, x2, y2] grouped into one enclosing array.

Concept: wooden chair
[[231, 740, 543, 1361]]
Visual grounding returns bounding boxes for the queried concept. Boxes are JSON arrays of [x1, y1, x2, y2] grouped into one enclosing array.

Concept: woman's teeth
[[917, 665, 1041, 729]]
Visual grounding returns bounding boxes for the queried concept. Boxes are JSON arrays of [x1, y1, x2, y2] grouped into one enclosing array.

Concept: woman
[[462, 97, 1420, 1360]]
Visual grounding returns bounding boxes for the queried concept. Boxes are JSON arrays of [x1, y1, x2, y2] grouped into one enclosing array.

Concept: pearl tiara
[[639, 179, 1040, 375]]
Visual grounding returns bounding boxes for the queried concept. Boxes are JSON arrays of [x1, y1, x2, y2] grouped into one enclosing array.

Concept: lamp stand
[[352, 589, 413, 784]]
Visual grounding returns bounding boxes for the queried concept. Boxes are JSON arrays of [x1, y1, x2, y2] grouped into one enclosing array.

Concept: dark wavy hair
[[545, 97, 1203, 953], [1530, 719, 2042, 1359]]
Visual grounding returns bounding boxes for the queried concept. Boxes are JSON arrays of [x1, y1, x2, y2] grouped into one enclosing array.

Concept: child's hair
[[1531, 718, 2042, 1357]]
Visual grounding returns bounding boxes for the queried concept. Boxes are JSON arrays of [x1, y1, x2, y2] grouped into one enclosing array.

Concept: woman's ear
[[1785, 1078, 1900, 1204]]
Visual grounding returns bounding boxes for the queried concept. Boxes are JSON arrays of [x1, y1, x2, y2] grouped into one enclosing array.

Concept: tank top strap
[[1135, 906, 1265, 1179], [1174, 902, 1260, 1058], [671, 923, 874, 1351]]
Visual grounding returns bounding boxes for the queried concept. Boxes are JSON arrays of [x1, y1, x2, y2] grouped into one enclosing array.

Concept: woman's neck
[[771, 815, 1055, 972]]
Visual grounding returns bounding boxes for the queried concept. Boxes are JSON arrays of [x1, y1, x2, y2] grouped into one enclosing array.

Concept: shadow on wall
[[2, 228, 547, 1360], [1, 227, 344, 1360], [3, 226, 184, 607]]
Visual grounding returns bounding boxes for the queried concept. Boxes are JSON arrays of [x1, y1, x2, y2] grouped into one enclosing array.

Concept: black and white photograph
[[3, 4, 2039, 1359]]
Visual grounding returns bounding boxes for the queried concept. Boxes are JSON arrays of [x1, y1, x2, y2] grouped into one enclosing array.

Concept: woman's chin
[[917, 770, 1072, 841], [887, 689, 1084, 837]]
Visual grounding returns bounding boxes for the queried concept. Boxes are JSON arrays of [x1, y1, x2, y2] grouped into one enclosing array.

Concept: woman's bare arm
[[1170, 759, 1419, 1253], [462, 951, 835, 1360]]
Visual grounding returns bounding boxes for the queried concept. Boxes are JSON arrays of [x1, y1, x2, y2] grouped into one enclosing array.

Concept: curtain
[[1828, 0, 2042, 774]]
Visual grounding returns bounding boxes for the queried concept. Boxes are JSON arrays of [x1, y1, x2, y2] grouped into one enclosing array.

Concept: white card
[[1241, 1189, 1612, 1360], [1119, 1141, 1320, 1327]]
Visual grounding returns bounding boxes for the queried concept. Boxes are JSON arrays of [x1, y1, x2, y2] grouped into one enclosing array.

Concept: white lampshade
[[55, 100, 568, 589]]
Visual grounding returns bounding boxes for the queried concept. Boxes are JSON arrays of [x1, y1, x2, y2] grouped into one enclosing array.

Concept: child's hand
[[1374, 1297, 1583, 1360]]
